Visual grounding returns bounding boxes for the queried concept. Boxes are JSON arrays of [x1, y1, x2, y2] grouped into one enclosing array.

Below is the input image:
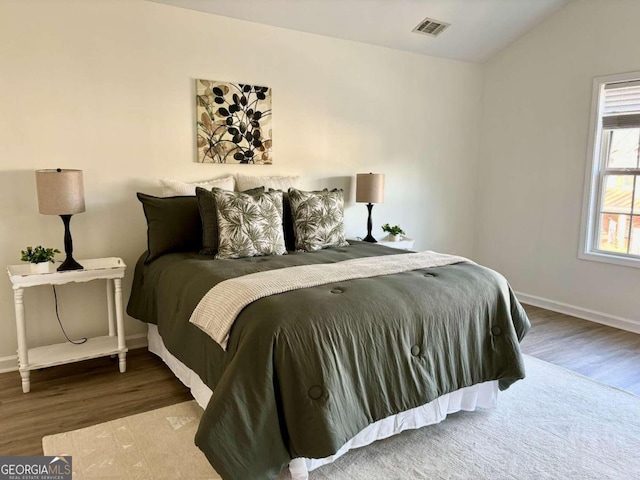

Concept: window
[[581, 72, 640, 268]]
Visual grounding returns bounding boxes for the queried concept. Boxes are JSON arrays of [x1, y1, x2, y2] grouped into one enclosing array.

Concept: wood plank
[[0, 348, 191, 456], [520, 304, 640, 395]]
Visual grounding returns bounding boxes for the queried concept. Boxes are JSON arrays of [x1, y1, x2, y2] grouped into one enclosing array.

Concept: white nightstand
[[350, 235, 416, 250], [375, 235, 415, 250], [6, 257, 127, 393]]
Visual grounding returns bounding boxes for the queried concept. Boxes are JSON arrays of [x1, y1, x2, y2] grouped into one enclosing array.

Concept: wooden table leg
[[13, 287, 30, 393], [107, 278, 115, 337], [114, 278, 127, 373]]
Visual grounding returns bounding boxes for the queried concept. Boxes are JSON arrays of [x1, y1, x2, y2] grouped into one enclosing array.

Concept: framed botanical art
[[196, 79, 272, 164]]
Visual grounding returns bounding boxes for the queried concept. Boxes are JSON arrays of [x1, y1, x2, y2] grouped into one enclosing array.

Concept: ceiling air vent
[[412, 17, 450, 37]]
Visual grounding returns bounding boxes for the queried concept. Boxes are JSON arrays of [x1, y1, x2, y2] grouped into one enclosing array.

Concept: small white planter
[[388, 234, 402, 242], [30, 262, 51, 274]]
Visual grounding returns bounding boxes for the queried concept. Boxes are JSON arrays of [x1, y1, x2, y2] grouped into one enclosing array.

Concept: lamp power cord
[[52, 285, 87, 345]]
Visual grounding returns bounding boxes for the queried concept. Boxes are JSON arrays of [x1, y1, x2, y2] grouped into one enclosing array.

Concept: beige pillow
[[235, 174, 301, 192], [160, 176, 235, 197]]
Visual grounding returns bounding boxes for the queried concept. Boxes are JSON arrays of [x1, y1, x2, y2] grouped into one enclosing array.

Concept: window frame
[[579, 71, 640, 268]]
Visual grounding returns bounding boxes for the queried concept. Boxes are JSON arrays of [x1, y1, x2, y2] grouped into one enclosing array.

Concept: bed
[[127, 240, 530, 480]]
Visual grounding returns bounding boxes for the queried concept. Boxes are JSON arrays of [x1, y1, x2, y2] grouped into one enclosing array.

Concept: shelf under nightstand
[[26, 335, 122, 371]]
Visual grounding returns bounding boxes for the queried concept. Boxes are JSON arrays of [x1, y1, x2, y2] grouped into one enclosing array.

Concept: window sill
[[578, 250, 640, 269]]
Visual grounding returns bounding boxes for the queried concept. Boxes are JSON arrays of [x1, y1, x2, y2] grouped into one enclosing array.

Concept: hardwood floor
[[520, 305, 640, 395], [0, 304, 638, 457], [0, 348, 191, 456]]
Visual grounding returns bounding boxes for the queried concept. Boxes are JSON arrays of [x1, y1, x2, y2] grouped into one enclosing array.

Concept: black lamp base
[[57, 256, 83, 271], [362, 233, 377, 243], [362, 203, 377, 243], [57, 214, 83, 271]]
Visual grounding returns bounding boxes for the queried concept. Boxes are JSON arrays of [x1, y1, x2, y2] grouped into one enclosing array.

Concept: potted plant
[[21, 245, 60, 273], [381, 224, 406, 242]]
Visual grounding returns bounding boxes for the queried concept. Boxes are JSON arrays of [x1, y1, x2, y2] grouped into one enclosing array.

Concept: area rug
[[43, 355, 640, 479]]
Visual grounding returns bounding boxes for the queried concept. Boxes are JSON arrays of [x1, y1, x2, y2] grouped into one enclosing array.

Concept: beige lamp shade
[[35, 169, 86, 215], [356, 173, 385, 204]]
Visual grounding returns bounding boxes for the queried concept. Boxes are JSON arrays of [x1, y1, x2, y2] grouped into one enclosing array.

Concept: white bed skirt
[[147, 324, 499, 480]]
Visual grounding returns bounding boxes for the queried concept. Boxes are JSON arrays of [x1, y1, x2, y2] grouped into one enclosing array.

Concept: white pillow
[[159, 175, 235, 197], [235, 174, 301, 192]]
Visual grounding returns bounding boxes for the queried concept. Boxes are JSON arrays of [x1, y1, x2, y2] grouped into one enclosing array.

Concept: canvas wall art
[[196, 79, 272, 164]]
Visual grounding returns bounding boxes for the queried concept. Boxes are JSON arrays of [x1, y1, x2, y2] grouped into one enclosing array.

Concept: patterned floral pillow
[[288, 188, 349, 252], [214, 189, 287, 260], [196, 186, 264, 256]]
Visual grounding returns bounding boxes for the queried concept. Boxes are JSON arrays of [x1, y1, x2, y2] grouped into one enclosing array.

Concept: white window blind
[[602, 81, 640, 128], [603, 81, 640, 114]]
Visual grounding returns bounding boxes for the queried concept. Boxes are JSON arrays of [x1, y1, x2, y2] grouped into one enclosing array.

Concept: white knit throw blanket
[[189, 251, 471, 350]]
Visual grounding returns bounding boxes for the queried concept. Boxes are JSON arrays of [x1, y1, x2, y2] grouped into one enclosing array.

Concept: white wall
[[0, 0, 483, 368], [477, 0, 640, 330]]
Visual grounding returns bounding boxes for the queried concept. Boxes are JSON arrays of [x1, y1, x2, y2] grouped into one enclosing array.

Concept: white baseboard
[[0, 356, 18, 374], [0, 332, 149, 374], [516, 292, 640, 335], [125, 333, 149, 350]]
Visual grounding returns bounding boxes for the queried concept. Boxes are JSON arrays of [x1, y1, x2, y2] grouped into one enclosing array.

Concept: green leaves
[[20, 245, 60, 263], [381, 224, 405, 236]]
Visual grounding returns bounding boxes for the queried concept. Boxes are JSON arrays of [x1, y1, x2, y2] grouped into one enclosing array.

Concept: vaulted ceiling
[[148, 0, 569, 63]]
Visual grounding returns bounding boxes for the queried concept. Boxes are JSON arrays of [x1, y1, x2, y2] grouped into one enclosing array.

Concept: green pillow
[[136, 193, 202, 263], [196, 186, 265, 255]]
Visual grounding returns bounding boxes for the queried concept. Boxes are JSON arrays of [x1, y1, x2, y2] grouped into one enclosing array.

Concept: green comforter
[[127, 242, 530, 480]]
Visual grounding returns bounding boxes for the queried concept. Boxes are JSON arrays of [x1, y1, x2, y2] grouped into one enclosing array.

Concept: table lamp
[[35, 169, 85, 271], [356, 173, 385, 243]]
